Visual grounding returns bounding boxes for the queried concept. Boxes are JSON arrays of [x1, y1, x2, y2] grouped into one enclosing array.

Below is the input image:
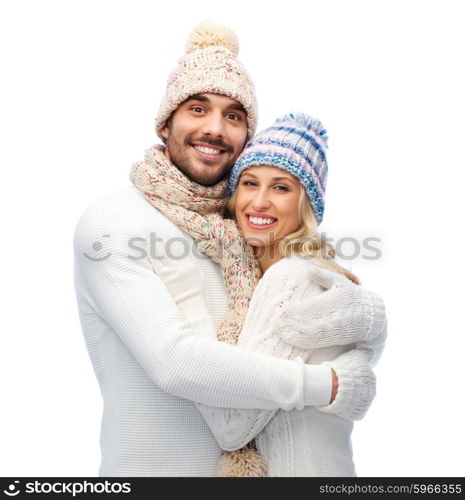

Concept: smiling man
[[73, 22, 375, 477], [161, 93, 248, 186]]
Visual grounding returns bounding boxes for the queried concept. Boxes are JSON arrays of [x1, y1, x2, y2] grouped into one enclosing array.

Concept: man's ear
[[160, 120, 170, 141]]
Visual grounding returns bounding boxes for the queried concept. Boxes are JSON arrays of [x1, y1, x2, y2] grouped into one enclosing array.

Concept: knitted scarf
[[130, 145, 266, 476]]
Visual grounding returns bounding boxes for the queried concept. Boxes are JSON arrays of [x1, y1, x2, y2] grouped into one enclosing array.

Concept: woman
[[130, 112, 387, 476]]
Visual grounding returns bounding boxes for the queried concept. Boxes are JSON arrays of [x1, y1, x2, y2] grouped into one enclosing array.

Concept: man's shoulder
[[73, 185, 193, 247], [78, 186, 144, 216], [74, 187, 138, 234]]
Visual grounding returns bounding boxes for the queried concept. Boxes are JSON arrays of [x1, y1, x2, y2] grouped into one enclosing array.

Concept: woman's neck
[[255, 245, 284, 273]]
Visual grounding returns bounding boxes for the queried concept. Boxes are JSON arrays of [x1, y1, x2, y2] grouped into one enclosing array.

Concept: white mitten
[[318, 348, 377, 421], [146, 240, 215, 338], [276, 263, 387, 350]]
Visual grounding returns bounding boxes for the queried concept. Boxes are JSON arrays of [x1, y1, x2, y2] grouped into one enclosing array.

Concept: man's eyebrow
[[184, 94, 245, 113], [184, 94, 210, 103], [227, 102, 246, 113]]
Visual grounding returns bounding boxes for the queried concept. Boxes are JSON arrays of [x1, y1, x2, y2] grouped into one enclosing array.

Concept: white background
[[1, 0, 464, 477]]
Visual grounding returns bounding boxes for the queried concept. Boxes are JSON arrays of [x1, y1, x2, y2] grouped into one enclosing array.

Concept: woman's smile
[[245, 212, 279, 230]]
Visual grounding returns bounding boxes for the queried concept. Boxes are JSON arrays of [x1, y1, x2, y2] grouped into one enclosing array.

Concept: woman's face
[[234, 165, 302, 249]]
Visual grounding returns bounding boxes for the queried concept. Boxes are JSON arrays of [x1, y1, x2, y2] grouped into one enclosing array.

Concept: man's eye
[[191, 107, 204, 113], [226, 113, 240, 120]]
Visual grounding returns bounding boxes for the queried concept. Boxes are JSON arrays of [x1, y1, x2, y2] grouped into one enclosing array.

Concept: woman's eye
[[275, 185, 289, 191], [242, 180, 257, 187]]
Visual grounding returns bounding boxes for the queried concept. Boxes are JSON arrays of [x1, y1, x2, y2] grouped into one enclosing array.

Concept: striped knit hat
[[156, 21, 257, 141], [228, 112, 329, 224]]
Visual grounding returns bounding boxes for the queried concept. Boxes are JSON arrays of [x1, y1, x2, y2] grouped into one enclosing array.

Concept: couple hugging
[[74, 21, 387, 477]]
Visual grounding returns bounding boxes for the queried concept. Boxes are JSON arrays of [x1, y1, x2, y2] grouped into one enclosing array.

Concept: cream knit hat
[[156, 21, 257, 141]]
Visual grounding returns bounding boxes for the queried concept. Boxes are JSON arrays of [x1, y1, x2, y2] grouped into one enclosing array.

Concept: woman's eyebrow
[[241, 174, 298, 184], [271, 176, 296, 182]]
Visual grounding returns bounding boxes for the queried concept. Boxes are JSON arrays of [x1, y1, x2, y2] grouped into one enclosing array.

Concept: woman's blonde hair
[[227, 185, 360, 285]]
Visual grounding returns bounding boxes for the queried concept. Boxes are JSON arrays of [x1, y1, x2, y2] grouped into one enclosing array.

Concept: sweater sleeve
[[73, 202, 332, 411]]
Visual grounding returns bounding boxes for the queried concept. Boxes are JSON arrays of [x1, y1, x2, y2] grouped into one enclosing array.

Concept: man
[[74, 22, 383, 477]]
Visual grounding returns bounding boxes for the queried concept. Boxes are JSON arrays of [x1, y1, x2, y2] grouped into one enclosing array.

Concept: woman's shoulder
[[264, 254, 324, 277], [258, 255, 328, 292]]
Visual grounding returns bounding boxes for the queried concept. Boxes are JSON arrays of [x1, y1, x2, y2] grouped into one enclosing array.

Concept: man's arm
[[73, 202, 333, 411], [151, 251, 385, 450]]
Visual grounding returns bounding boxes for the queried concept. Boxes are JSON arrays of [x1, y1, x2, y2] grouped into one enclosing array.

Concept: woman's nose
[[251, 188, 271, 210]]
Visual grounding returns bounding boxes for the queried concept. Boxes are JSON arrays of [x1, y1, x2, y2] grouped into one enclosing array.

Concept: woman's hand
[[276, 263, 387, 350]]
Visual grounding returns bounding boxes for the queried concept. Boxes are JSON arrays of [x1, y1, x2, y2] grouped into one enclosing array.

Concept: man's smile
[[191, 142, 227, 161]]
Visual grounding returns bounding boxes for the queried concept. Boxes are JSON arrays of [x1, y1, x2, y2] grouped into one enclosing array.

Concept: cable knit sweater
[[191, 256, 387, 476], [73, 186, 386, 477]]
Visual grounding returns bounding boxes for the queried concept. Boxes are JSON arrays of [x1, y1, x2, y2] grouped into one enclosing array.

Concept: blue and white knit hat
[[228, 112, 328, 224]]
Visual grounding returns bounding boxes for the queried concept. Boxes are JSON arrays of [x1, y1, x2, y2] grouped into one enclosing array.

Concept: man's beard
[[165, 134, 237, 186]]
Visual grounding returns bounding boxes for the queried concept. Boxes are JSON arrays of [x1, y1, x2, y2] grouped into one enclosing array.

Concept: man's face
[[161, 93, 248, 186]]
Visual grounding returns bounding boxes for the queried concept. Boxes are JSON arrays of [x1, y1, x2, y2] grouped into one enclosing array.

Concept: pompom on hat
[[156, 21, 257, 141], [229, 112, 329, 225]]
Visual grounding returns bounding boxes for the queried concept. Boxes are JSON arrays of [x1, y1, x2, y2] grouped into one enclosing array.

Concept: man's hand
[[330, 369, 338, 404]]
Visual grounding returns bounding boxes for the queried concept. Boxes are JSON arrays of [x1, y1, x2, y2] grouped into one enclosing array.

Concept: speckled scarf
[[130, 144, 262, 344], [130, 145, 267, 477]]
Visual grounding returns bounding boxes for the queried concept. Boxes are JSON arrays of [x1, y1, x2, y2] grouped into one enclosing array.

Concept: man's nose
[[201, 111, 226, 137]]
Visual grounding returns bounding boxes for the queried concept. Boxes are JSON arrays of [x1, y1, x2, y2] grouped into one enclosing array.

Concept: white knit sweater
[[191, 256, 387, 476], [73, 186, 386, 477]]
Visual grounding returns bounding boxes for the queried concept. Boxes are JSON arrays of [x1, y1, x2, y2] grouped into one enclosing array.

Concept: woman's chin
[[244, 239, 280, 258]]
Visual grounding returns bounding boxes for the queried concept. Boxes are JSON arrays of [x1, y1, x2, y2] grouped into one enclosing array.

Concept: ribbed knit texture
[[73, 186, 335, 476]]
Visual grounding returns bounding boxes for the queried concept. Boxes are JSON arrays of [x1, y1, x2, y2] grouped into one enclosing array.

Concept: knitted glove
[[276, 263, 387, 350]]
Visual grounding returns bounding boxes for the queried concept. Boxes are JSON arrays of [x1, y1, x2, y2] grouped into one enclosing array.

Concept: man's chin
[[190, 173, 228, 186], [183, 164, 231, 186]]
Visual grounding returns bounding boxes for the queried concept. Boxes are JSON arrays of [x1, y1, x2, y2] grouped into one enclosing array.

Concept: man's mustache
[[188, 136, 233, 152]]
